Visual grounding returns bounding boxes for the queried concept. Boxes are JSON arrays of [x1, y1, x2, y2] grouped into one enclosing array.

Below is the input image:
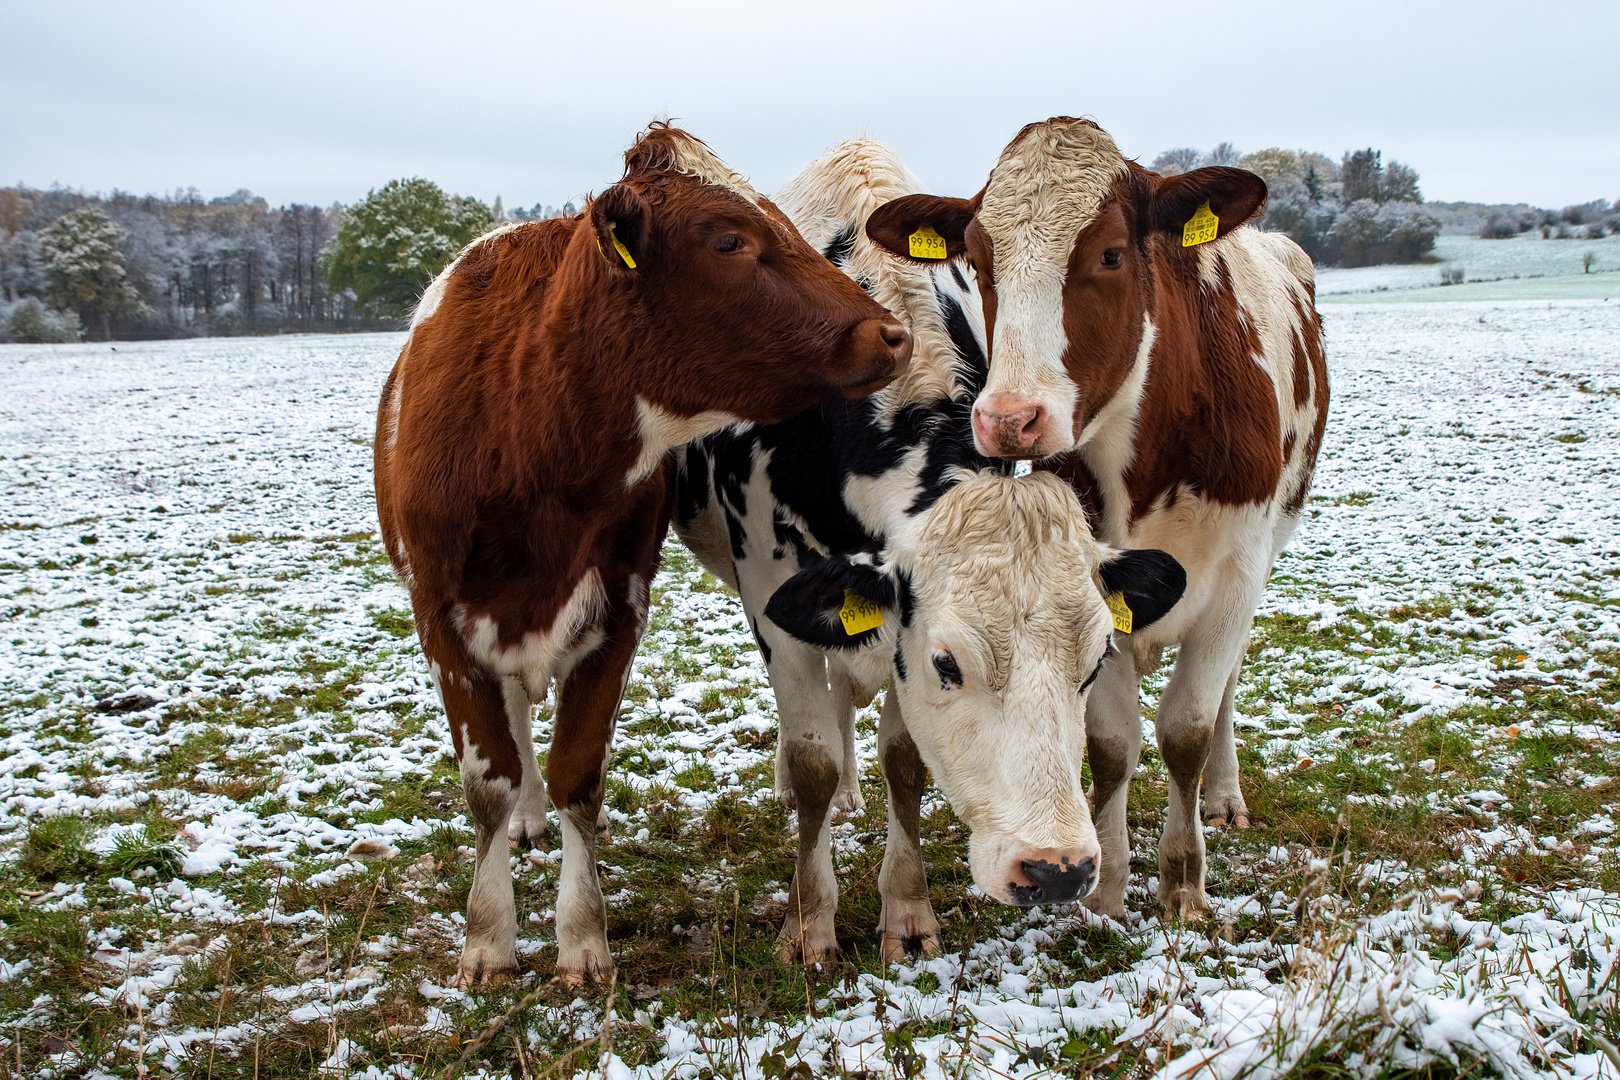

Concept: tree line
[[7, 146, 1616, 343], [0, 181, 575, 343]]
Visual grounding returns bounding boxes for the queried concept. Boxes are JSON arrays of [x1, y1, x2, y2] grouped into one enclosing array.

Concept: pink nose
[[972, 395, 1048, 458], [1005, 846, 1098, 906]]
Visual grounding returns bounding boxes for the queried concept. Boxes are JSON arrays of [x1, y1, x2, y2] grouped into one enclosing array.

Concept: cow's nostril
[[1017, 406, 1045, 444], [879, 321, 908, 350]]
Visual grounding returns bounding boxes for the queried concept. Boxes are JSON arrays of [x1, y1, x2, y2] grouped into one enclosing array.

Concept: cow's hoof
[[596, 805, 611, 843], [1081, 892, 1128, 922], [774, 919, 838, 968], [1159, 885, 1210, 921], [555, 948, 614, 987], [832, 784, 866, 814], [879, 930, 940, 964], [451, 950, 517, 988], [774, 938, 838, 968], [1202, 793, 1250, 830], [507, 813, 550, 850]]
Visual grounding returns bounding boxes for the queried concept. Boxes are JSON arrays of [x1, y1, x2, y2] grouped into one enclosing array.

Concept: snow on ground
[[1318, 235, 1620, 302], [2, 300, 1619, 1078]]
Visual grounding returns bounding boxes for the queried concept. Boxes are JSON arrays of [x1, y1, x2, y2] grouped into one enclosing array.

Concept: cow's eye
[[932, 652, 963, 689], [715, 234, 743, 253], [1101, 249, 1123, 268], [1079, 656, 1106, 693]]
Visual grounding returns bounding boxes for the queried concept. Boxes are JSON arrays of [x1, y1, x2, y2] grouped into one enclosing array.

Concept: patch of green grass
[[370, 607, 414, 638], [19, 815, 98, 881]]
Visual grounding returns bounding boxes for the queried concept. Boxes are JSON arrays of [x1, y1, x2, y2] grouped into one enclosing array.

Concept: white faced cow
[[868, 117, 1329, 919], [674, 139, 1186, 963]]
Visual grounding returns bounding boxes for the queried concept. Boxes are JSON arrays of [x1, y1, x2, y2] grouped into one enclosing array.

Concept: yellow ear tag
[[1105, 592, 1134, 634], [608, 224, 637, 269], [908, 224, 948, 260], [839, 589, 885, 635], [1182, 202, 1219, 247]]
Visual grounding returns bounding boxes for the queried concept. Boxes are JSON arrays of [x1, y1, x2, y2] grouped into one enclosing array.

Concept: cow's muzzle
[[1005, 850, 1098, 906], [971, 393, 1053, 458]]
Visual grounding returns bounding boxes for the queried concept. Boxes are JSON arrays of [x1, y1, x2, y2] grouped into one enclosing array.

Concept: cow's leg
[[1082, 646, 1142, 921], [432, 658, 524, 986], [765, 638, 841, 965], [1154, 616, 1251, 919], [504, 679, 551, 848], [875, 692, 939, 962], [828, 664, 866, 814], [546, 612, 640, 984], [1201, 654, 1250, 829]]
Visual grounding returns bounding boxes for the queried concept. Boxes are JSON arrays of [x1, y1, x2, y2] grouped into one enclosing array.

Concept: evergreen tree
[[38, 206, 141, 340], [320, 178, 493, 320], [1340, 149, 1385, 204]]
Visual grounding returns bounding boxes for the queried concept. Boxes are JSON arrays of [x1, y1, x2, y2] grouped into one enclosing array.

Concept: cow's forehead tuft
[[629, 126, 763, 208], [910, 472, 1111, 685], [978, 118, 1128, 285]]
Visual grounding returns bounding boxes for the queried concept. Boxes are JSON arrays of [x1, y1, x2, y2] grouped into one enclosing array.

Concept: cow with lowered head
[[867, 117, 1329, 920], [375, 124, 911, 984], [675, 138, 1185, 964]]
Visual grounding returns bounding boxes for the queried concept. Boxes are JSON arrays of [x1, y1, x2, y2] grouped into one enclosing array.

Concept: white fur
[[504, 677, 550, 846], [883, 473, 1109, 902], [456, 570, 607, 701], [662, 129, 763, 207], [628, 396, 741, 488]]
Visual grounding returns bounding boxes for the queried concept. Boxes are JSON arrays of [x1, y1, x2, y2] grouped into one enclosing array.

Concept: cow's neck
[[512, 288, 690, 500]]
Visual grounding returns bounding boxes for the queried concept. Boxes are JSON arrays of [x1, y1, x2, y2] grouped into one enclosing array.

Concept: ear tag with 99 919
[[839, 590, 885, 635]]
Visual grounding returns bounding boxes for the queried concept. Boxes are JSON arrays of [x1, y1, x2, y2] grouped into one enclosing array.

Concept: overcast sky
[[4, 0, 1616, 211]]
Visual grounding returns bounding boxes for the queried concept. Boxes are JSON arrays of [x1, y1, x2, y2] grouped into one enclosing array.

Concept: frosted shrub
[[5, 298, 81, 343]]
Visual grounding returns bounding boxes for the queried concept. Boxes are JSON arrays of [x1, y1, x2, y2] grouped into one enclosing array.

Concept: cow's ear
[[590, 183, 649, 272], [1148, 167, 1267, 243], [764, 556, 897, 651], [1097, 549, 1185, 633], [866, 194, 976, 263]]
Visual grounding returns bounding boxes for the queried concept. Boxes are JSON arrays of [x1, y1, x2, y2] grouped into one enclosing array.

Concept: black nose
[[1008, 856, 1097, 906]]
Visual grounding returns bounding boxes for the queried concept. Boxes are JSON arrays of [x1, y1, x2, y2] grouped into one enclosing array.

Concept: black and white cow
[[674, 139, 1186, 963]]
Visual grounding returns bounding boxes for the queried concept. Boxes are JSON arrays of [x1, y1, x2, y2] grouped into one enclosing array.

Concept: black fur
[[750, 618, 772, 665], [821, 224, 857, 268], [1098, 549, 1186, 633]]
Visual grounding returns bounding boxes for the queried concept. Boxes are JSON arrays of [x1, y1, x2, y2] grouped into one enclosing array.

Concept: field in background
[[2, 301, 1620, 1078], [1318, 235, 1620, 303]]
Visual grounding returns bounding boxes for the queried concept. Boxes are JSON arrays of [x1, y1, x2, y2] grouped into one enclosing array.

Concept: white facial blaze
[[975, 119, 1129, 451], [884, 473, 1113, 902]]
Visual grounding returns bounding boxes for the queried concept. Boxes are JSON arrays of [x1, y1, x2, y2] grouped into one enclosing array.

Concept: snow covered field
[[2, 300, 1619, 1078], [1318, 235, 1620, 303]]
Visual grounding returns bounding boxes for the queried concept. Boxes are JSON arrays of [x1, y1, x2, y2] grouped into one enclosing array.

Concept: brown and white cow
[[868, 117, 1328, 919], [375, 124, 911, 983]]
